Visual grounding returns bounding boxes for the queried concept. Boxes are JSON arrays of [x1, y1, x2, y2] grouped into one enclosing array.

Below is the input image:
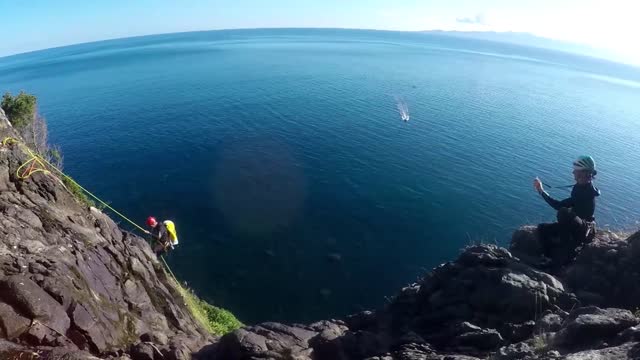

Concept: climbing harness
[[1, 137, 180, 285]]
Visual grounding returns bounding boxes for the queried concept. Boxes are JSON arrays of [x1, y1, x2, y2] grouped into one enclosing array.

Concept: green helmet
[[573, 155, 597, 175]]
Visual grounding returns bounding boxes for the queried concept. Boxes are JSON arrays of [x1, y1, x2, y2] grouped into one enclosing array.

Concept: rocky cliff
[[200, 228, 640, 360], [0, 109, 214, 358], [4, 107, 640, 359]]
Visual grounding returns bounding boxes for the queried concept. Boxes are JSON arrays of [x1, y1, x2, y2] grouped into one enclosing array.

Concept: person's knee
[[557, 207, 572, 223]]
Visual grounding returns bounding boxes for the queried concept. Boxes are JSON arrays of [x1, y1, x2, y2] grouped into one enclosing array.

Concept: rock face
[[0, 108, 11, 129], [0, 127, 211, 357], [200, 227, 640, 360]]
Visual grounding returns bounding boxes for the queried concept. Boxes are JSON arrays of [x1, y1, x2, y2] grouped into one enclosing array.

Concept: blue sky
[[1, 0, 637, 63]]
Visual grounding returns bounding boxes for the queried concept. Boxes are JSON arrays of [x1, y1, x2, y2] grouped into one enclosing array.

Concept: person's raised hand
[[533, 177, 544, 193]]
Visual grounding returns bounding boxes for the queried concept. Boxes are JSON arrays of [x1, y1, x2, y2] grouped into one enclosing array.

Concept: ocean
[[1, 28, 639, 324]]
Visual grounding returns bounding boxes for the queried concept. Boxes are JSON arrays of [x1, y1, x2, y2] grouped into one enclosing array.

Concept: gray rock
[[140, 331, 169, 346], [563, 341, 640, 360], [563, 230, 640, 310], [556, 307, 638, 348], [309, 321, 349, 359], [332, 330, 386, 360], [503, 321, 535, 343], [390, 343, 436, 359], [536, 312, 565, 333], [46, 348, 101, 359], [495, 342, 535, 360], [162, 345, 192, 360], [0, 107, 10, 129], [0, 302, 31, 339], [619, 326, 640, 342], [0, 275, 70, 336], [130, 342, 156, 360], [345, 310, 378, 331], [215, 323, 317, 359], [509, 226, 543, 264], [454, 328, 504, 350], [458, 245, 513, 267]]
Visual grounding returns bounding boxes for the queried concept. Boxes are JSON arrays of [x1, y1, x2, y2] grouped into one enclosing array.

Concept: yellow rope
[[160, 256, 180, 284], [2, 137, 181, 284], [1, 137, 17, 146]]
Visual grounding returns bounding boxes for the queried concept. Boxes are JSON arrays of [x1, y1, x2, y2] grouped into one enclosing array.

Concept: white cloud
[[456, 13, 486, 25]]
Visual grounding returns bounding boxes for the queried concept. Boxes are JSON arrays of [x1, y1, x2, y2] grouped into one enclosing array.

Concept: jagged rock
[[536, 313, 566, 335], [0, 339, 98, 359], [495, 342, 536, 360], [385, 244, 575, 354], [538, 350, 562, 359], [346, 310, 378, 331], [454, 328, 503, 351], [215, 322, 317, 359], [555, 307, 638, 349], [162, 334, 206, 360], [619, 326, 640, 342], [0, 275, 70, 336], [161, 342, 193, 360], [458, 245, 513, 267], [140, 332, 169, 346], [388, 343, 436, 359], [502, 321, 535, 343], [0, 125, 208, 358], [0, 108, 10, 129], [308, 321, 350, 359], [130, 342, 156, 360], [563, 341, 640, 359], [563, 230, 640, 309], [0, 302, 31, 339], [47, 347, 102, 359], [510, 226, 543, 263], [329, 330, 386, 360]]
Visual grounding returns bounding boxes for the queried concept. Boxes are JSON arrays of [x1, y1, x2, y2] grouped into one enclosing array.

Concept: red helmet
[[146, 216, 158, 227]]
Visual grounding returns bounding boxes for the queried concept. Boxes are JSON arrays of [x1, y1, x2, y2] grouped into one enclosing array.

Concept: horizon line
[[0, 27, 635, 68], [0, 27, 551, 59]]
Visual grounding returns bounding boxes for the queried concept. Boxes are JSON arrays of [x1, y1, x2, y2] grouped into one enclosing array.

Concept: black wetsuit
[[538, 182, 600, 264]]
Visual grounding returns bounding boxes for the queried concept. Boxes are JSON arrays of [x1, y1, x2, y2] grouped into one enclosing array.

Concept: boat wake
[[395, 97, 410, 122]]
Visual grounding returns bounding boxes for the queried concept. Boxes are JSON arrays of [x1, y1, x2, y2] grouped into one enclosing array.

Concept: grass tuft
[[176, 283, 243, 335], [61, 176, 96, 208]]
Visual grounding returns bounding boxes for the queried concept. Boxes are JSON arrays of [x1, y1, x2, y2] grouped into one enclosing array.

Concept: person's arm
[[540, 191, 573, 210], [534, 177, 573, 210]]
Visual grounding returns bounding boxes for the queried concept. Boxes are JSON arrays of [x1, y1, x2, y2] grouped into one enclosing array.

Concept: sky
[[1, 0, 638, 64]]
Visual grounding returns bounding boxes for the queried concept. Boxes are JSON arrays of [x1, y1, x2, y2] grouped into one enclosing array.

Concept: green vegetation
[[2, 91, 37, 128], [48, 148, 62, 165], [62, 175, 96, 208], [532, 334, 549, 353], [175, 282, 243, 335]]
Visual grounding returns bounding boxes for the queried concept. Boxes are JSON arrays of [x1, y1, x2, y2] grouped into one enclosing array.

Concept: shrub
[[2, 91, 37, 129]]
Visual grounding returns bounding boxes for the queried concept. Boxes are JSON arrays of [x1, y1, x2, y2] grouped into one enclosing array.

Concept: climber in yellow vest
[[145, 216, 179, 256]]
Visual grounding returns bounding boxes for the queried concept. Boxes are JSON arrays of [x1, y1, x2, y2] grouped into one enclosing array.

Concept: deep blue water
[[2, 29, 640, 324]]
